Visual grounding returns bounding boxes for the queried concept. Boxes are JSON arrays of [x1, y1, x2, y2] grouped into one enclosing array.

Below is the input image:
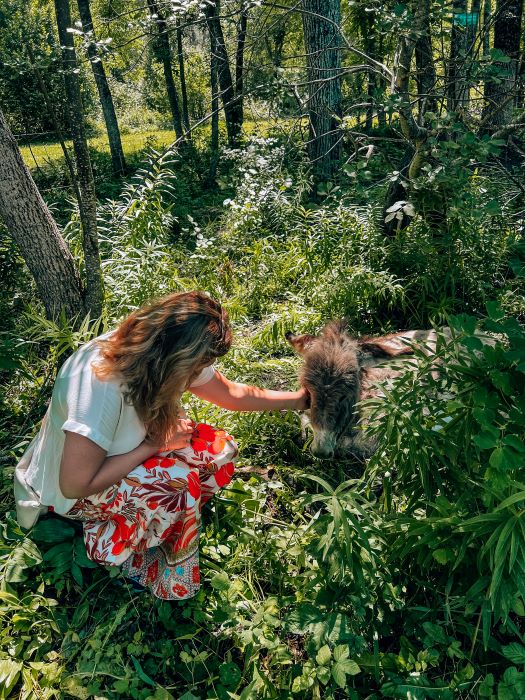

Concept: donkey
[[286, 321, 444, 460]]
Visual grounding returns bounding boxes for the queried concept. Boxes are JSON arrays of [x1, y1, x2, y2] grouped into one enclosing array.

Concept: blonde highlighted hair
[[93, 291, 231, 443]]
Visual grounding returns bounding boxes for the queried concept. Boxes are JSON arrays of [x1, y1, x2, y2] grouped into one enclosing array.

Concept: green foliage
[[0, 134, 523, 700]]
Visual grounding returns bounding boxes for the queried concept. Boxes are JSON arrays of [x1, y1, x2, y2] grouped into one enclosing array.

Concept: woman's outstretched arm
[[189, 371, 308, 411]]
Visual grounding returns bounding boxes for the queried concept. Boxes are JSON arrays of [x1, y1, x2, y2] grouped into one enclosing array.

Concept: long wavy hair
[[93, 291, 232, 442]]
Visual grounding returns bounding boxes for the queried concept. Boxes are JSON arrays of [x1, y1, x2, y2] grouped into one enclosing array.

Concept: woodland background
[[0, 0, 525, 697]]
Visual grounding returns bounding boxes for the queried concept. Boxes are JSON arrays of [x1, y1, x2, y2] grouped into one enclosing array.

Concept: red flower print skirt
[[64, 423, 237, 600]]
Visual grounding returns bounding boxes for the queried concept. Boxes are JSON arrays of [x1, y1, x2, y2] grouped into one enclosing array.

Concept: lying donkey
[[286, 321, 445, 460]]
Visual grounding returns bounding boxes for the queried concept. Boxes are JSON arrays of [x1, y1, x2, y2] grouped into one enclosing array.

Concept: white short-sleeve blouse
[[14, 332, 215, 528]]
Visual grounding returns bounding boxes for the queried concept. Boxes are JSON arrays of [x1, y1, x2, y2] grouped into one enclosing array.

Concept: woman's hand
[[293, 387, 310, 411], [145, 418, 194, 453]]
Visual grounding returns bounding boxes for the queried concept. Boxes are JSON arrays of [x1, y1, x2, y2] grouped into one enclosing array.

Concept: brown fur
[[286, 321, 417, 459]]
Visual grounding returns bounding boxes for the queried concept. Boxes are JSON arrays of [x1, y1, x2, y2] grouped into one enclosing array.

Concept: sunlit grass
[[19, 129, 179, 170], [18, 119, 285, 171]]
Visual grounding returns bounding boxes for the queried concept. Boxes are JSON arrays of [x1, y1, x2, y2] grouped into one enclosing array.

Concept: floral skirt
[[64, 423, 237, 600]]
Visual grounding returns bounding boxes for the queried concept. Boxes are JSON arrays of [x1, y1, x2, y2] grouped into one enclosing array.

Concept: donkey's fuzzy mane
[[299, 321, 362, 434]]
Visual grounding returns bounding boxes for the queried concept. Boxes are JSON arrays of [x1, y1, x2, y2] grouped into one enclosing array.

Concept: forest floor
[[2, 129, 524, 700]]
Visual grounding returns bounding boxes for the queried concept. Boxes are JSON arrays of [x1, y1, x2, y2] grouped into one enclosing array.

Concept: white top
[[14, 332, 216, 528]]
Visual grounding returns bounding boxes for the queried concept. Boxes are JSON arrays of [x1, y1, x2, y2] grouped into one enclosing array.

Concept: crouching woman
[[15, 291, 307, 600]]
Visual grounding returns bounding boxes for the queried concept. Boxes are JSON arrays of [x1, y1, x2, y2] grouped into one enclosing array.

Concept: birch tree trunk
[[0, 109, 86, 322], [77, 0, 127, 176], [54, 0, 104, 318], [301, 0, 343, 182]]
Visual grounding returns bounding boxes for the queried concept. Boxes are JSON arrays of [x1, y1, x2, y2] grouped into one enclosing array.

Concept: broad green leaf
[[502, 643, 525, 665], [316, 665, 331, 685], [338, 659, 360, 675], [433, 548, 455, 565], [473, 431, 499, 450], [130, 655, 156, 687], [0, 659, 22, 698], [331, 661, 348, 689], [333, 645, 350, 661], [32, 519, 76, 543], [490, 447, 506, 470], [316, 644, 331, 666], [219, 662, 241, 687], [210, 572, 230, 591]]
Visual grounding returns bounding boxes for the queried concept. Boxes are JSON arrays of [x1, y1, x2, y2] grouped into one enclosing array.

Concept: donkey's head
[[286, 321, 413, 459]]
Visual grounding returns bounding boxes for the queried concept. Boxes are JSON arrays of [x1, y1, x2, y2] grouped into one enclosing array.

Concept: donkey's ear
[[359, 334, 414, 368], [285, 330, 317, 354]]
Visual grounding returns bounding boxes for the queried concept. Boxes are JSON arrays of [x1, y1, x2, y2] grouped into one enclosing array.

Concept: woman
[[15, 291, 308, 600]]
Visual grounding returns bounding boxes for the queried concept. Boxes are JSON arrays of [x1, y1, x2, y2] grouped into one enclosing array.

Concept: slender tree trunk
[[235, 1, 248, 127], [208, 28, 220, 186], [301, 0, 343, 182], [482, 0, 491, 56], [265, 24, 286, 77], [448, 0, 469, 111], [483, 0, 524, 129], [415, 11, 437, 118], [176, 17, 191, 134], [54, 0, 104, 318], [147, 0, 184, 140], [204, 0, 243, 147], [377, 34, 387, 129], [383, 0, 430, 235], [77, 0, 127, 176], [0, 109, 86, 322], [365, 14, 376, 132]]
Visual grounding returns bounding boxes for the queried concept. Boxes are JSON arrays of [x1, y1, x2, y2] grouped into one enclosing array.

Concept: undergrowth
[[0, 136, 524, 699]]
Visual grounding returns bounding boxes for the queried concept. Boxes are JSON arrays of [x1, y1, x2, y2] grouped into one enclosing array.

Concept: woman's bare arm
[[189, 371, 308, 411], [59, 419, 194, 500]]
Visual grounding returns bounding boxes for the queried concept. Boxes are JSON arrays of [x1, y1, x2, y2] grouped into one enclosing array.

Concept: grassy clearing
[[19, 129, 180, 170], [17, 119, 290, 171]]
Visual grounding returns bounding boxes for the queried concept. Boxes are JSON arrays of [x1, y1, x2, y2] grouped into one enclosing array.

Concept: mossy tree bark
[[301, 0, 343, 183], [0, 108, 87, 322]]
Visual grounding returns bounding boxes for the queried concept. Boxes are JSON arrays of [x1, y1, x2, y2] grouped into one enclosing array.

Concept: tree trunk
[[415, 11, 437, 118], [448, 0, 469, 111], [235, 1, 248, 127], [54, 0, 104, 318], [365, 14, 376, 132], [383, 0, 430, 235], [147, 0, 184, 140], [207, 26, 220, 185], [482, 0, 491, 56], [483, 0, 524, 129], [204, 0, 243, 147], [77, 0, 127, 176], [176, 17, 191, 134], [301, 0, 343, 182], [0, 109, 86, 322]]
